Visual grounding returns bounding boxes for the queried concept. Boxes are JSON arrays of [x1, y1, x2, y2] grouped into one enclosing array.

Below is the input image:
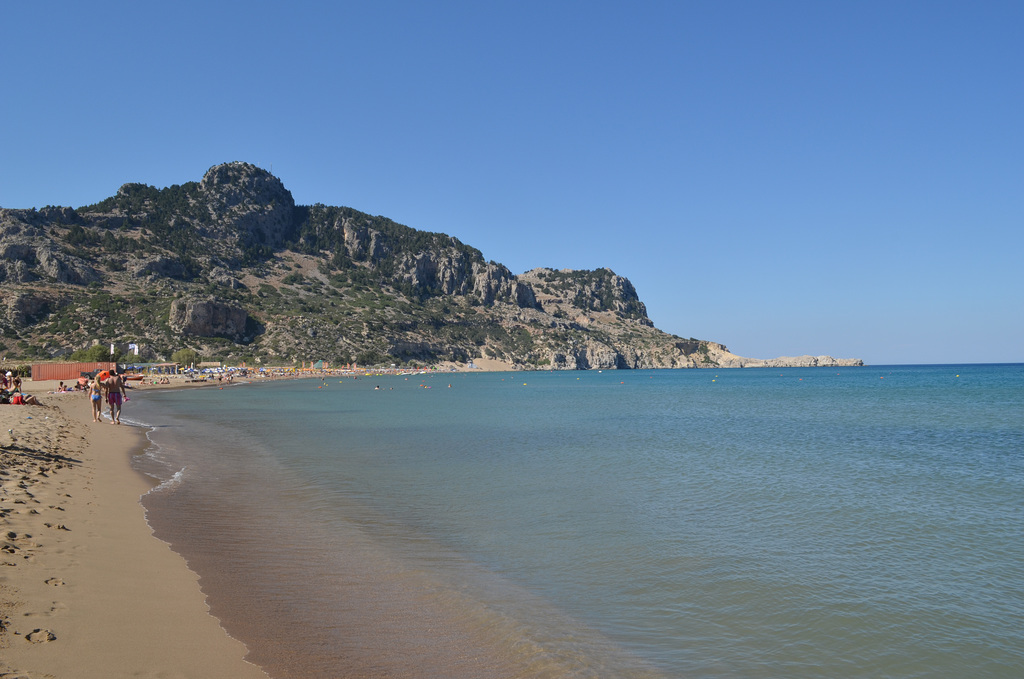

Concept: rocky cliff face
[[4, 291, 50, 328], [0, 211, 100, 285], [196, 162, 296, 248], [472, 261, 538, 308], [519, 267, 652, 324], [168, 298, 250, 341], [0, 162, 863, 369], [296, 204, 537, 309]]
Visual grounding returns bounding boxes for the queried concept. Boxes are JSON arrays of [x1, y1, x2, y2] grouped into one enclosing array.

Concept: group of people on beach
[[90, 371, 127, 424], [1, 370, 128, 422], [1, 370, 42, 406]]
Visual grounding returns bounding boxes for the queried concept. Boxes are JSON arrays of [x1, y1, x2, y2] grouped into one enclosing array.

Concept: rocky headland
[[0, 162, 862, 370]]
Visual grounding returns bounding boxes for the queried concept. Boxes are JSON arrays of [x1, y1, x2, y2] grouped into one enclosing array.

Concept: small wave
[[145, 467, 187, 495]]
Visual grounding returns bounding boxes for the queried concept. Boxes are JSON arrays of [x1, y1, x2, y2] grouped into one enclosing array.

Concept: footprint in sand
[[44, 578, 65, 586], [6, 534, 38, 547], [25, 628, 56, 643], [2, 542, 37, 561]]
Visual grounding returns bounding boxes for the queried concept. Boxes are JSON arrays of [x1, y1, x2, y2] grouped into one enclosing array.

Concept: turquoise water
[[129, 365, 1024, 678]]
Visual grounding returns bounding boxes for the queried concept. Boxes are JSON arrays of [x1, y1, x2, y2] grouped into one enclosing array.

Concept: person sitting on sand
[[10, 391, 42, 406], [89, 377, 103, 422], [102, 372, 127, 424]]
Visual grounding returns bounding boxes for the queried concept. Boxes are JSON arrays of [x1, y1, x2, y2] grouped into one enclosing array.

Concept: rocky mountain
[[0, 162, 863, 370]]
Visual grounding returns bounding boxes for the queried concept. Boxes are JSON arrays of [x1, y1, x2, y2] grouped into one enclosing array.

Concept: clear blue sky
[[3, 1, 1021, 365]]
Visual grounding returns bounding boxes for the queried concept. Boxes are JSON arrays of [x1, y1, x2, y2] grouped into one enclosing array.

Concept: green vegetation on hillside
[[0, 162, 711, 369]]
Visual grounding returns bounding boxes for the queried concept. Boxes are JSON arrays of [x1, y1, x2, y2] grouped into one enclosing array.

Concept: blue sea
[[127, 365, 1024, 678]]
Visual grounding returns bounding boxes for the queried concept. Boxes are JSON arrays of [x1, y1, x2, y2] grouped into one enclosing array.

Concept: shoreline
[[0, 380, 268, 678]]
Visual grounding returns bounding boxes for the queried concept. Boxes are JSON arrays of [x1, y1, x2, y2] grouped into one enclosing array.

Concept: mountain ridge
[[1, 161, 863, 370]]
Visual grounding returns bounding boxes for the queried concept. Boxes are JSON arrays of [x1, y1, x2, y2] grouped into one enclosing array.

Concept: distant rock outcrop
[[4, 291, 50, 327], [197, 162, 296, 248], [169, 298, 249, 341], [131, 255, 186, 279], [520, 268, 652, 324], [472, 261, 538, 308], [0, 210, 100, 285], [714, 353, 864, 368]]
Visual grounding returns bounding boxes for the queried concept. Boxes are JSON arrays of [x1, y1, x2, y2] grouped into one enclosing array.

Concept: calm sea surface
[[127, 365, 1024, 678]]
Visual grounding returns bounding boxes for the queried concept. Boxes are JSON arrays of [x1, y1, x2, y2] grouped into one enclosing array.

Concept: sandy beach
[[0, 379, 268, 678]]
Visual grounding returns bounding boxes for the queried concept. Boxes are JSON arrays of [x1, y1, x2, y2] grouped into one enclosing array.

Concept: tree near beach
[[171, 348, 200, 367], [69, 344, 123, 362]]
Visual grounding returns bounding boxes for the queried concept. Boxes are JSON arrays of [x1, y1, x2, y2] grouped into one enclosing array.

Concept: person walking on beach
[[89, 377, 103, 422], [102, 372, 127, 424]]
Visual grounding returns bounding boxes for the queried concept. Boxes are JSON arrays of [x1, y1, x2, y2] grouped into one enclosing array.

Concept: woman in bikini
[[90, 378, 103, 422]]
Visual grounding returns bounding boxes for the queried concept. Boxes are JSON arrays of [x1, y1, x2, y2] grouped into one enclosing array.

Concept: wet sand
[[0, 379, 267, 678]]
